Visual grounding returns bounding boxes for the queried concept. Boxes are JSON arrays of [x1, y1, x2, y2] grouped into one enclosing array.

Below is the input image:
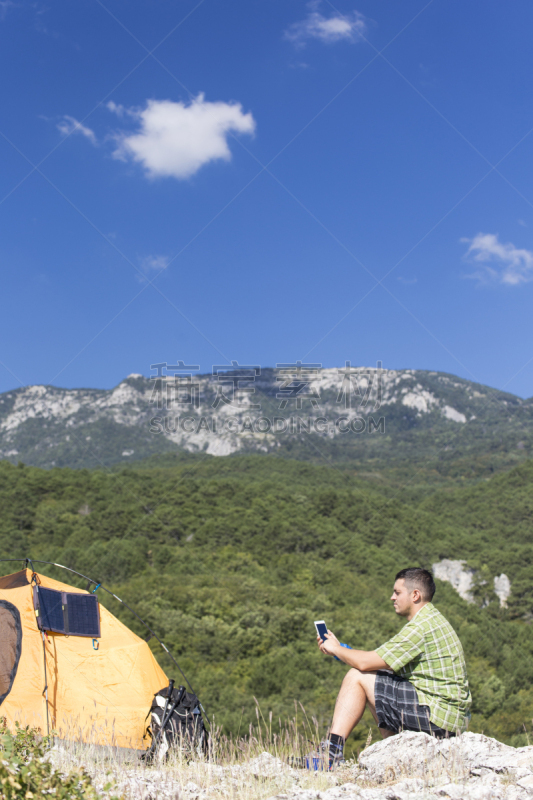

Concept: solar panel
[[34, 588, 101, 637], [35, 588, 66, 633], [66, 593, 100, 637]]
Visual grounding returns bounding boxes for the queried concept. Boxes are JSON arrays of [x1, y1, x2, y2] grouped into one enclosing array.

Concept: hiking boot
[[319, 740, 345, 770]]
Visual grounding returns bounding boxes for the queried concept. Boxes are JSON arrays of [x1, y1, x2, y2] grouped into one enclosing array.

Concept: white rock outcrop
[[441, 406, 467, 423], [432, 560, 474, 602], [401, 390, 438, 414], [432, 560, 511, 608], [493, 574, 511, 608], [266, 732, 533, 800], [356, 730, 531, 782]]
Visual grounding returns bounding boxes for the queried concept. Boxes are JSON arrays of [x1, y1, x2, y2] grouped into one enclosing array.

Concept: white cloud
[[141, 255, 170, 271], [0, 1, 15, 20], [397, 276, 417, 285], [135, 254, 171, 284], [57, 115, 97, 144], [462, 232, 533, 285], [109, 95, 255, 180], [285, 6, 366, 45], [106, 101, 132, 118], [106, 101, 125, 117]]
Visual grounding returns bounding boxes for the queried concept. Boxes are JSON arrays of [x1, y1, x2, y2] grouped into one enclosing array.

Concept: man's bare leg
[[330, 668, 396, 740], [330, 669, 378, 738]]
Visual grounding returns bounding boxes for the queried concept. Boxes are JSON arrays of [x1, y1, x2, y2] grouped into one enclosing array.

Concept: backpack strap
[[143, 679, 175, 759]]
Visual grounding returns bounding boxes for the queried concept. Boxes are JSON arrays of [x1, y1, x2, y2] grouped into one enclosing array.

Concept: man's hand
[[316, 631, 390, 672], [317, 629, 340, 656]]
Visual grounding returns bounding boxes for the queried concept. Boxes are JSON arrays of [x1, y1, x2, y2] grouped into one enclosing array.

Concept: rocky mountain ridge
[[1, 367, 531, 474]]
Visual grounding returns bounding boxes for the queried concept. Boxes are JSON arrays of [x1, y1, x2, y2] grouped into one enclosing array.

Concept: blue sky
[[1, 0, 533, 397]]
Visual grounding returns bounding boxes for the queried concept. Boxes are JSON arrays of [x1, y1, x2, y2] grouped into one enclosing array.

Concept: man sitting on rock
[[317, 567, 471, 767]]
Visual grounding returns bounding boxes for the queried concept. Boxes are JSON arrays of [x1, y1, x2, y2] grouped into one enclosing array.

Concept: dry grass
[[48, 710, 357, 800], [41, 709, 516, 799]]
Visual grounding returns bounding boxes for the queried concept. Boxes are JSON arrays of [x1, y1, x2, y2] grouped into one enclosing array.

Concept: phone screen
[[314, 620, 328, 641]]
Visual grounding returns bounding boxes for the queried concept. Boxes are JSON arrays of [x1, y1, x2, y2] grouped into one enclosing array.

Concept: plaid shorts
[[374, 671, 454, 738]]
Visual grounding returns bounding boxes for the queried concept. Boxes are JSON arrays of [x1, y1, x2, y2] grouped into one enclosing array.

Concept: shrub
[[0, 720, 106, 800]]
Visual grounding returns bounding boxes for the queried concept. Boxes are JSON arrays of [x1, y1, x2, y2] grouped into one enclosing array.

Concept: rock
[[49, 732, 533, 800], [246, 752, 294, 777], [493, 574, 511, 608], [358, 731, 524, 782], [271, 793, 320, 800], [517, 773, 533, 792], [381, 777, 426, 798], [432, 560, 475, 603], [432, 560, 511, 608], [358, 731, 446, 782], [184, 781, 202, 794], [356, 731, 533, 797], [328, 782, 360, 794], [435, 785, 476, 799]]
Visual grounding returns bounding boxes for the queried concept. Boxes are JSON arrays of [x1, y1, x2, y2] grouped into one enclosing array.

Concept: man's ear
[[412, 588, 422, 603]]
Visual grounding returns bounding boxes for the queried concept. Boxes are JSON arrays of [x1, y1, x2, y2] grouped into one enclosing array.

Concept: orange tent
[[0, 569, 168, 749]]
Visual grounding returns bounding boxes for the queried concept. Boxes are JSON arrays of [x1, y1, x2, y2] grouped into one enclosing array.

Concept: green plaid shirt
[[375, 603, 471, 733]]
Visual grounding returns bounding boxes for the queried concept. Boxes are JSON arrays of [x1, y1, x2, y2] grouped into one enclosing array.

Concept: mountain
[[1, 367, 532, 486]]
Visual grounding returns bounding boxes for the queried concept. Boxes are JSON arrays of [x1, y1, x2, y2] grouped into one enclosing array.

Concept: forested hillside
[[2, 454, 532, 754]]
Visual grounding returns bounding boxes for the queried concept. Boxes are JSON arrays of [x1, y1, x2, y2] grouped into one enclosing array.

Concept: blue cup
[[333, 642, 352, 662]]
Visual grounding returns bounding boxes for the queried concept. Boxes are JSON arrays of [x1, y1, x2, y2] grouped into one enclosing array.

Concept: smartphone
[[314, 620, 328, 642]]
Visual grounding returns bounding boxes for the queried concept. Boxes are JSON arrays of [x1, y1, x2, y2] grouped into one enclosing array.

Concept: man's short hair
[[395, 568, 436, 601]]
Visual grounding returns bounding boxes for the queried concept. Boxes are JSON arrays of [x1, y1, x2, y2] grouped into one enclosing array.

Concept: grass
[[46, 710, 359, 800], [5, 710, 527, 799]]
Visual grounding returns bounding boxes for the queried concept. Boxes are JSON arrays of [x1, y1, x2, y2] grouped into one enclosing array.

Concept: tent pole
[[40, 629, 50, 739], [28, 560, 51, 740]]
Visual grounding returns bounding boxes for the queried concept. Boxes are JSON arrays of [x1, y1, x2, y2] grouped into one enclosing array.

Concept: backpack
[[144, 682, 208, 762]]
